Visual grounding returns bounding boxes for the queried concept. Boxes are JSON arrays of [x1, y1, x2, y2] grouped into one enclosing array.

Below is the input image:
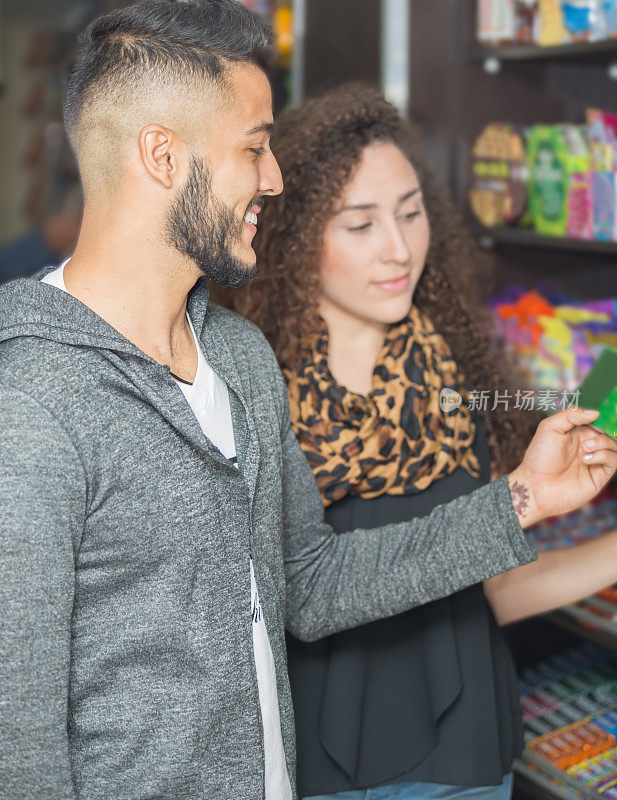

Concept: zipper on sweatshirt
[[246, 504, 266, 800], [163, 345, 267, 797]]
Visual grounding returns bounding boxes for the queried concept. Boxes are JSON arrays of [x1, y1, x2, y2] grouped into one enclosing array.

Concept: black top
[[287, 415, 523, 796]]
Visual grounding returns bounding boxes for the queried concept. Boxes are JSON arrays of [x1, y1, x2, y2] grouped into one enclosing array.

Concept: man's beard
[[165, 155, 257, 288]]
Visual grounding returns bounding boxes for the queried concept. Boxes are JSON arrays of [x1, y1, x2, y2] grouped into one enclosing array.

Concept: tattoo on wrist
[[510, 480, 530, 517]]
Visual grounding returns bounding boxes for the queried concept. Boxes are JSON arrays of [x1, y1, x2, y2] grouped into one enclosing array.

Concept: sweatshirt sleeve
[[0, 386, 86, 800], [277, 376, 538, 643]]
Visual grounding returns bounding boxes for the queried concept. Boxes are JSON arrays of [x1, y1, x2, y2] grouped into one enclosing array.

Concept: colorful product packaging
[[604, 0, 617, 36], [515, 0, 540, 41], [569, 747, 617, 795], [528, 720, 616, 769], [470, 123, 528, 227], [560, 124, 594, 239], [527, 125, 570, 236], [491, 286, 617, 392], [477, 0, 517, 43], [587, 109, 617, 240], [518, 639, 617, 793], [561, 0, 605, 41], [478, 0, 617, 43], [470, 108, 617, 242], [539, 0, 570, 43]]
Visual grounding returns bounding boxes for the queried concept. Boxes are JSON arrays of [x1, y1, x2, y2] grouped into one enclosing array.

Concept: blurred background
[[7, 1, 617, 798]]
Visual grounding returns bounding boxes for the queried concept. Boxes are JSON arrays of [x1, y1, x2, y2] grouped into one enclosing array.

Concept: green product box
[[527, 125, 570, 236]]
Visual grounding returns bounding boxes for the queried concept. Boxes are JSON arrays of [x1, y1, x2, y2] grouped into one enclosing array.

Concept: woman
[[215, 85, 617, 799]]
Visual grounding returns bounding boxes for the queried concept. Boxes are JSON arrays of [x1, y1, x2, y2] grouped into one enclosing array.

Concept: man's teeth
[[243, 211, 258, 225]]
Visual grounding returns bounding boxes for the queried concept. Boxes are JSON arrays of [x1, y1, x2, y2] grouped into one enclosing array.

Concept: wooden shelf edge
[[470, 39, 617, 63], [475, 226, 617, 256]]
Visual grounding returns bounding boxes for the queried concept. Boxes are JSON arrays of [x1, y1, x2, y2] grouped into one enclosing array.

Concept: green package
[[576, 346, 617, 439], [527, 125, 570, 236]]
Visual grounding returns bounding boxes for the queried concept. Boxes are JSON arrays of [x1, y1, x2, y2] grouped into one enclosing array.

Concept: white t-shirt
[[41, 262, 292, 800]]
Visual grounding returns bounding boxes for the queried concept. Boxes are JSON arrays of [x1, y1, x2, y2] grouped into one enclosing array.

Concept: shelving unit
[[465, 5, 617, 800], [406, 3, 617, 798]]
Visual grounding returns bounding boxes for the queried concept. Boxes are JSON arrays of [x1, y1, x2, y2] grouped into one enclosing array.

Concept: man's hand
[[508, 407, 617, 529]]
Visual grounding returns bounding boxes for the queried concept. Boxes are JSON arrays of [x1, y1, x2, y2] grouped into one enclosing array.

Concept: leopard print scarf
[[282, 304, 481, 506]]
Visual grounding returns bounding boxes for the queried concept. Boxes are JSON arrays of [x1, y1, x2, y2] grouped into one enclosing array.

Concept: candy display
[[470, 112, 615, 241], [477, 0, 617, 47], [520, 644, 617, 794], [491, 286, 617, 391]]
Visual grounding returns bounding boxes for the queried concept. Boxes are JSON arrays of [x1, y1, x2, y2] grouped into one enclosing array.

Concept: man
[[0, 2, 615, 799]]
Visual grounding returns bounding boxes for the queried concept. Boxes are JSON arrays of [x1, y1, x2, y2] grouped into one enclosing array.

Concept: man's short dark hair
[[63, 0, 271, 151]]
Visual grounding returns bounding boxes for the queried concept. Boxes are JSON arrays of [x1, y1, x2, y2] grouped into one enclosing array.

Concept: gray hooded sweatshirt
[[0, 268, 536, 800]]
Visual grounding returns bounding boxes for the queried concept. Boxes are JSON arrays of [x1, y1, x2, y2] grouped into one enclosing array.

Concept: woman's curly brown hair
[[213, 83, 540, 478]]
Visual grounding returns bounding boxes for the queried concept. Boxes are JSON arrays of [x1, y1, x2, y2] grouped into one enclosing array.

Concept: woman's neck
[[320, 304, 387, 395]]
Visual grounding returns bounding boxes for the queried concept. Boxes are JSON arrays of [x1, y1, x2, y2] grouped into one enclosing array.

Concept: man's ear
[[138, 123, 181, 189]]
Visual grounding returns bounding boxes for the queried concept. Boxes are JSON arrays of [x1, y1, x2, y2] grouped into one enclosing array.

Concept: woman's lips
[[373, 273, 410, 292]]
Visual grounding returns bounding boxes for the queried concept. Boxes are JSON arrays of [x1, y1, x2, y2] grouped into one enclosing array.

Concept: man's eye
[[347, 222, 372, 232], [250, 147, 267, 158]]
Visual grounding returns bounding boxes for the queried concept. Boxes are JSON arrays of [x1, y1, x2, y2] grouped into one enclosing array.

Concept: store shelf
[[543, 605, 617, 656], [470, 38, 617, 66], [476, 226, 617, 256]]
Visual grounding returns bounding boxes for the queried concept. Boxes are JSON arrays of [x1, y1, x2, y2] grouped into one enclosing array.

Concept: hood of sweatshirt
[[0, 265, 261, 484], [0, 266, 211, 359]]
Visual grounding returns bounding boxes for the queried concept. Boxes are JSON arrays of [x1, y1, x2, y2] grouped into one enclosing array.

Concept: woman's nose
[[382, 221, 411, 264]]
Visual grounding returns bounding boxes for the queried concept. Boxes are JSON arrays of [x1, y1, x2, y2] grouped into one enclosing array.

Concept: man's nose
[[259, 150, 284, 197]]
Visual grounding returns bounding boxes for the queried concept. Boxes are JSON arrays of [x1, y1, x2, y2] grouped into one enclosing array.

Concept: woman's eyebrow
[[339, 203, 377, 212], [396, 188, 421, 206], [339, 188, 421, 213]]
